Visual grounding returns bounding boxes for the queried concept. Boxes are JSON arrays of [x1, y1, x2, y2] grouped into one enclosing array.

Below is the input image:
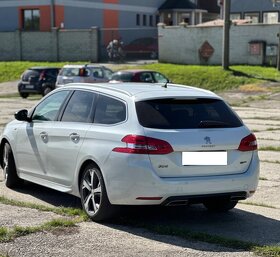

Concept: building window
[[263, 12, 278, 24], [230, 13, 241, 20], [149, 15, 153, 26], [244, 12, 260, 23], [23, 9, 40, 30], [136, 14, 140, 26], [143, 15, 147, 26]]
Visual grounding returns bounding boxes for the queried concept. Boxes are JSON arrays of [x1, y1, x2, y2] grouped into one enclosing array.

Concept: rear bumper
[[161, 191, 247, 206], [103, 151, 260, 205]]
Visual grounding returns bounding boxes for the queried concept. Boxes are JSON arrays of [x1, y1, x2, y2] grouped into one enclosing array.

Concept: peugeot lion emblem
[[204, 136, 212, 145]]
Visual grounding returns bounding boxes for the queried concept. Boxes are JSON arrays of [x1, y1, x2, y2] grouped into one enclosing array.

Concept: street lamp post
[[272, 0, 280, 70], [222, 0, 231, 70]]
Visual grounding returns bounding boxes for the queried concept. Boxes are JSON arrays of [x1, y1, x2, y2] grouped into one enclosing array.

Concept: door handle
[[70, 133, 80, 143], [40, 132, 48, 143]]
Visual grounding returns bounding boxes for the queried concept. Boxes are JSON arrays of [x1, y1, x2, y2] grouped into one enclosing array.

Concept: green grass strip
[[240, 201, 277, 209], [0, 196, 88, 221], [143, 223, 280, 257], [0, 218, 76, 243], [259, 146, 280, 151]]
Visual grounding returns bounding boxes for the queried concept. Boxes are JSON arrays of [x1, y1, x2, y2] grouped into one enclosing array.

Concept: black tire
[[42, 86, 52, 96], [80, 164, 119, 222], [2, 143, 23, 188], [203, 199, 238, 212], [19, 92, 29, 98]]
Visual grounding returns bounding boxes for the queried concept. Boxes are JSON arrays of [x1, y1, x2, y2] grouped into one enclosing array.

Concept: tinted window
[[136, 98, 242, 129], [61, 91, 96, 123], [139, 72, 154, 83], [111, 73, 133, 82], [22, 70, 40, 81], [45, 69, 59, 78], [32, 91, 69, 121], [94, 95, 126, 124]]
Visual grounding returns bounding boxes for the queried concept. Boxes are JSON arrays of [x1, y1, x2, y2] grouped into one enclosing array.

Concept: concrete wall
[[158, 23, 279, 65], [0, 27, 98, 62]]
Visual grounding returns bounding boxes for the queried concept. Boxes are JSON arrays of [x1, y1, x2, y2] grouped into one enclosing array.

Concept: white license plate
[[182, 151, 227, 166], [25, 85, 34, 89], [63, 79, 73, 84]]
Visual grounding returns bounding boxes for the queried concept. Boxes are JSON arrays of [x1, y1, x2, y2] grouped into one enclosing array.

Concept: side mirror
[[14, 109, 30, 122]]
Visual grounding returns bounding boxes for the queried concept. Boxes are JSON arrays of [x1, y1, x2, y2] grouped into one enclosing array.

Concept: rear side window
[[136, 98, 242, 129], [61, 90, 96, 123], [60, 68, 88, 77], [94, 95, 126, 124]]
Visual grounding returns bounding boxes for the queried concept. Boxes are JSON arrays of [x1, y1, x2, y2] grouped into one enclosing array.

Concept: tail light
[[113, 135, 173, 154], [238, 133, 257, 151], [39, 71, 45, 80]]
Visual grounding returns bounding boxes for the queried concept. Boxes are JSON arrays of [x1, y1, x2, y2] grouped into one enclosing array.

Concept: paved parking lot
[[0, 82, 279, 257]]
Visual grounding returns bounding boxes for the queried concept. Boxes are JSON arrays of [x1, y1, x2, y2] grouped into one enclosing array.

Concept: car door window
[[61, 90, 96, 123], [139, 72, 154, 83], [32, 91, 69, 121], [92, 68, 104, 78], [103, 68, 113, 80], [94, 95, 126, 124], [153, 72, 168, 83]]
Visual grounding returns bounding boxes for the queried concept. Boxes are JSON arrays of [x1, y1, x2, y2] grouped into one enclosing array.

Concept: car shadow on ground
[[109, 204, 280, 245], [4, 181, 280, 252], [11, 181, 81, 208]]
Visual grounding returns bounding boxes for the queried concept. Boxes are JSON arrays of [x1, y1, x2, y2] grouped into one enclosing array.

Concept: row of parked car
[[18, 64, 170, 98]]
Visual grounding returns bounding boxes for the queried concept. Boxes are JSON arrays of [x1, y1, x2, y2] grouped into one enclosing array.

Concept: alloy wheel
[[81, 168, 102, 216]]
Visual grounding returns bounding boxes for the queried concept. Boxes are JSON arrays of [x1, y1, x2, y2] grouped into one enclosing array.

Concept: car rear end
[[18, 68, 41, 94], [18, 68, 59, 97], [104, 87, 259, 208]]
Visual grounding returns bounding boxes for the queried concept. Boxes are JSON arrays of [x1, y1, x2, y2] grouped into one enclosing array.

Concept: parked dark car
[[18, 67, 60, 98], [110, 70, 170, 83], [123, 37, 158, 59]]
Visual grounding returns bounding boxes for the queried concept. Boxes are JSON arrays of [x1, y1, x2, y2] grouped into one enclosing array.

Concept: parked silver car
[[0, 83, 260, 221], [56, 64, 113, 87]]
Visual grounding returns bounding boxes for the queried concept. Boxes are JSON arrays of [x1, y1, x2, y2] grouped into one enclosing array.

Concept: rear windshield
[[111, 73, 133, 82], [136, 98, 243, 129]]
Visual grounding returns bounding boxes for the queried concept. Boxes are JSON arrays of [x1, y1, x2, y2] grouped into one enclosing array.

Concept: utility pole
[[272, 0, 280, 70], [50, 0, 55, 28], [222, 0, 231, 70]]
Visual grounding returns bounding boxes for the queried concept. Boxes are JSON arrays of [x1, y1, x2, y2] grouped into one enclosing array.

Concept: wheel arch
[[78, 159, 102, 192], [0, 138, 9, 169]]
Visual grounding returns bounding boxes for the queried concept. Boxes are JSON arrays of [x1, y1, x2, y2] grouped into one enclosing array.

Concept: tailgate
[[143, 127, 253, 178]]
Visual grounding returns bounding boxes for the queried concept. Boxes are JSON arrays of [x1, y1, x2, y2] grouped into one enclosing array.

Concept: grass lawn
[[1, 61, 280, 92]]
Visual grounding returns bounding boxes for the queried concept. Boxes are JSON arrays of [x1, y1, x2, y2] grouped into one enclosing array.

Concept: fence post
[[51, 27, 59, 61], [90, 26, 98, 63], [15, 30, 22, 61]]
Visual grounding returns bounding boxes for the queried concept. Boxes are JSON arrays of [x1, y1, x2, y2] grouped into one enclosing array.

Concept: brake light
[[39, 71, 45, 80], [113, 135, 173, 154], [238, 133, 257, 151]]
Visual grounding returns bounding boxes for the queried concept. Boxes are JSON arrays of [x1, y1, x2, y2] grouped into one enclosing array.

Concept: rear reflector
[[238, 133, 257, 151], [113, 135, 173, 154], [136, 197, 163, 200]]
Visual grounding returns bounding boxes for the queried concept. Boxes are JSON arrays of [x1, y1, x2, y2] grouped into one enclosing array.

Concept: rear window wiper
[[198, 120, 231, 128]]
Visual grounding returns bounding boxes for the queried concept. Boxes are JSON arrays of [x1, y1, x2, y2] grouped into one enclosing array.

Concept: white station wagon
[[0, 83, 260, 221]]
